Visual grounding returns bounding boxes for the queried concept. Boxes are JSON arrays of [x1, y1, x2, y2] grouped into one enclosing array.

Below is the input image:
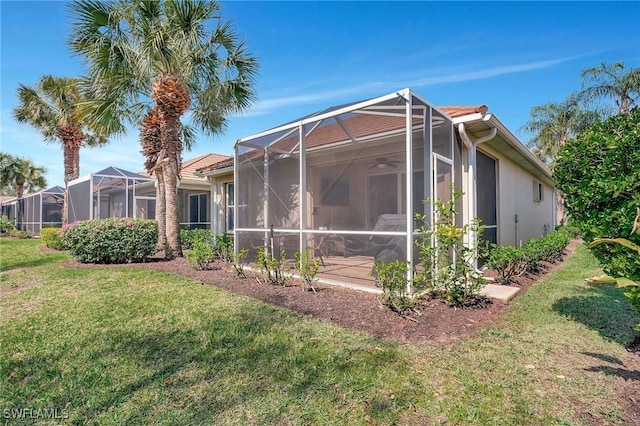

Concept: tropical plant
[[140, 107, 167, 252], [522, 95, 600, 165], [0, 154, 46, 199], [580, 61, 640, 115], [554, 108, 640, 282], [69, 0, 258, 258], [0, 153, 47, 228], [12, 76, 113, 224]]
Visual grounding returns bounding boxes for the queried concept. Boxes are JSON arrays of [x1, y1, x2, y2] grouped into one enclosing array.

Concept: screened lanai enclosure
[[1, 186, 65, 234], [67, 167, 156, 222], [234, 89, 462, 291]]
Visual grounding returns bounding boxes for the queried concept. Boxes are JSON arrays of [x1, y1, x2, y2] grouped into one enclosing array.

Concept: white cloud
[[240, 55, 584, 118]]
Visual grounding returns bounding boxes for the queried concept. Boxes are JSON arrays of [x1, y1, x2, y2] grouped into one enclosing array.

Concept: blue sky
[[1, 1, 639, 188]]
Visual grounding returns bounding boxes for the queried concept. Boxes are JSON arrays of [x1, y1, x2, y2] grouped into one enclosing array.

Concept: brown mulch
[[51, 240, 640, 423], [55, 240, 584, 346]]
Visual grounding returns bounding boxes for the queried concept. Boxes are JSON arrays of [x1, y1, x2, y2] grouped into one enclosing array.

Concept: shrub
[[214, 234, 234, 262], [62, 218, 158, 264], [255, 247, 290, 286], [180, 228, 214, 250], [0, 215, 16, 233], [554, 108, 640, 281], [485, 226, 574, 284], [232, 248, 249, 278], [484, 245, 527, 285], [373, 259, 413, 313], [40, 227, 65, 250], [294, 249, 321, 292], [185, 238, 215, 270], [414, 194, 487, 306]]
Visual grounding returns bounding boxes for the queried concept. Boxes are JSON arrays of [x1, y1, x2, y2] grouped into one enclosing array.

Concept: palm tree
[[140, 106, 167, 252], [69, 0, 258, 258], [0, 153, 47, 199], [522, 95, 599, 225], [0, 153, 47, 228], [522, 95, 599, 165], [580, 62, 640, 115], [12, 75, 110, 224]]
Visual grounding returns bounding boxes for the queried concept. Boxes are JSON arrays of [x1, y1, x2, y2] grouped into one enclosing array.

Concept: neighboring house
[[198, 88, 555, 291], [0, 186, 64, 234], [65, 154, 231, 229], [176, 153, 231, 229]]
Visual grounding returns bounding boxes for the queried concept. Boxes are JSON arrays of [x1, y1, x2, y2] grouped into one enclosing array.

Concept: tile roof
[[181, 153, 231, 180], [440, 105, 488, 118], [196, 105, 489, 174]]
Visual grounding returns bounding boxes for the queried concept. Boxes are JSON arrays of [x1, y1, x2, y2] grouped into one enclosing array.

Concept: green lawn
[[1, 239, 638, 425]]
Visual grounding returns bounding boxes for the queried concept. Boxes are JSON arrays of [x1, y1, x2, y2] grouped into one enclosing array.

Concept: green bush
[[62, 218, 158, 264], [0, 215, 16, 233], [185, 238, 215, 270], [180, 228, 214, 250], [214, 234, 234, 262], [486, 227, 574, 284], [373, 259, 413, 313], [40, 227, 65, 250], [484, 245, 527, 285], [294, 249, 321, 292], [553, 108, 640, 281]]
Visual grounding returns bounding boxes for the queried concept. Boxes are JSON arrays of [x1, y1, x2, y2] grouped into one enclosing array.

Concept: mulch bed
[[52, 239, 639, 423], [56, 239, 585, 346]]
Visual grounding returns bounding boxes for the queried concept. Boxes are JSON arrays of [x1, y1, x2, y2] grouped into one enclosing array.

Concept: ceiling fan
[[369, 157, 403, 169]]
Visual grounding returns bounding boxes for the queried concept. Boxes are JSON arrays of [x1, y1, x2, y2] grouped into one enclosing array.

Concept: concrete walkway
[[479, 283, 520, 302]]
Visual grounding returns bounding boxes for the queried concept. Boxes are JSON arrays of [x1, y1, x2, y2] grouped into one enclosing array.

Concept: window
[[225, 183, 234, 232], [533, 181, 544, 202], [189, 193, 208, 228]]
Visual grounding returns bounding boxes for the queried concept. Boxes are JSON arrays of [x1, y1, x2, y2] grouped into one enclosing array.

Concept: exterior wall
[[479, 144, 554, 247], [208, 171, 234, 235], [177, 183, 211, 229]]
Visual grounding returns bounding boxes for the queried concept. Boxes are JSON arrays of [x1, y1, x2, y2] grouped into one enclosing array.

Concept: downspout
[[457, 119, 497, 269]]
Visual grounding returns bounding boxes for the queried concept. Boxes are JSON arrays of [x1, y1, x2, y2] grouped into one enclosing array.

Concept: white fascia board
[[455, 112, 553, 185], [177, 179, 210, 190], [235, 90, 410, 146], [208, 167, 234, 177], [486, 115, 553, 182]]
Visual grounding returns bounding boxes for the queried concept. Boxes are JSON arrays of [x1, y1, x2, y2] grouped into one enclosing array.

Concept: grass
[[1, 239, 638, 425]]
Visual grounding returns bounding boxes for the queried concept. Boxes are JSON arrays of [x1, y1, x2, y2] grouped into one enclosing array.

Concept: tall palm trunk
[[58, 125, 85, 224], [15, 182, 25, 230], [140, 106, 167, 256], [156, 165, 168, 256], [153, 73, 190, 258], [162, 114, 182, 258]]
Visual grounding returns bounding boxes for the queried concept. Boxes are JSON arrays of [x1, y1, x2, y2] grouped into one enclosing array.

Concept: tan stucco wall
[[477, 145, 554, 247], [208, 171, 233, 235]]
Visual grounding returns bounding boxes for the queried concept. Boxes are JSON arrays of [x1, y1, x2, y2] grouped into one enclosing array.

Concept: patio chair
[[340, 214, 408, 260]]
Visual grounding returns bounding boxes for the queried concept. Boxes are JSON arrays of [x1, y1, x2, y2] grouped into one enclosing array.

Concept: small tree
[[553, 108, 640, 281]]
